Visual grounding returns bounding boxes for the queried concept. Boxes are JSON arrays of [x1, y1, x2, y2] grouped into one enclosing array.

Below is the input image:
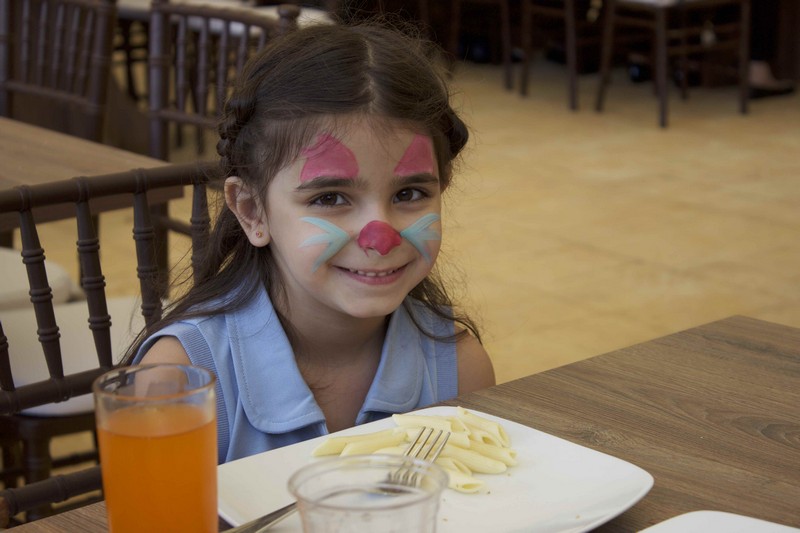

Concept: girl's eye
[[394, 188, 427, 203], [311, 193, 346, 207]]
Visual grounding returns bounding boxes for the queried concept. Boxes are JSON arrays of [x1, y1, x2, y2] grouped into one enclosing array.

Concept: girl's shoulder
[[454, 331, 495, 394]]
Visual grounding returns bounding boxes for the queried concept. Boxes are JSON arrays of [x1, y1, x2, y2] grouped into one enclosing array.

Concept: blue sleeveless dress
[[134, 287, 458, 463]]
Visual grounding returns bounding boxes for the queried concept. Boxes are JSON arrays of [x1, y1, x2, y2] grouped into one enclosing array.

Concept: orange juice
[[97, 403, 217, 533]]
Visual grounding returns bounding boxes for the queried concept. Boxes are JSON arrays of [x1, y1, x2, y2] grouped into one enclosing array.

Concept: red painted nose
[[357, 221, 402, 255]]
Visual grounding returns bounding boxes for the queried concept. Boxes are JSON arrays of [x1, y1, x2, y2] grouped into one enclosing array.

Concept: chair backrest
[[0, 161, 216, 522], [0, 0, 118, 142], [147, 0, 301, 160]]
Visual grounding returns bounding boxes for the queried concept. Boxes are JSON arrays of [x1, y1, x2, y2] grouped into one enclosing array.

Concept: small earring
[[255, 231, 263, 238]]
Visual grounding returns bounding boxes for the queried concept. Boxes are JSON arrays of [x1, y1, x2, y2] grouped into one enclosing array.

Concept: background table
[[0, 117, 172, 244], [8, 315, 800, 531]]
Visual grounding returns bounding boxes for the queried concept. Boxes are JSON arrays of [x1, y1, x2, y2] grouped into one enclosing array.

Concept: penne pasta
[[392, 414, 453, 433], [402, 427, 471, 449], [311, 428, 401, 456], [372, 446, 406, 455], [468, 428, 507, 448], [440, 444, 507, 474], [456, 407, 510, 448], [468, 439, 517, 466], [340, 431, 407, 456], [435, 457, 472, 476], [310, 407, 516, 494], [442, 469, 484, 493], [444, 416, 470, 434]]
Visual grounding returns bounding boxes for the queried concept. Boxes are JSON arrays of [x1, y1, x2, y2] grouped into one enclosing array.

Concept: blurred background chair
[[594, 0, 750, 127], [0, 162, 214, 526], [114, 0, 335, 105], [441, 0, 513, 90], [147, 1, 312, 160], [0, 0, 118, 141], [0, 0, 119, 250], [518, 0, 604, 110]]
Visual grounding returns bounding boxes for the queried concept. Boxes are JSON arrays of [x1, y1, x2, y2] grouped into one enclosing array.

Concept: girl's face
[[261, 118, 443, 322]]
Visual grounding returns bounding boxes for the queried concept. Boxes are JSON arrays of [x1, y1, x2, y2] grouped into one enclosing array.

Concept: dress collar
[[228, 288, 425, 434]]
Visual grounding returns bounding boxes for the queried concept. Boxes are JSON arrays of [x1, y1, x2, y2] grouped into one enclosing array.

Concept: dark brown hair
[[127, 21, 479, 361]]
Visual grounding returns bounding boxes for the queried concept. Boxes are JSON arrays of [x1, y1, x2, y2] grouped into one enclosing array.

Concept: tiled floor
[[32, 59, 800, 387]]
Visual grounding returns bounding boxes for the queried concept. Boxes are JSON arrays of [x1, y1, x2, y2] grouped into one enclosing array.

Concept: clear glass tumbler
[[288, 454, 448, 533]]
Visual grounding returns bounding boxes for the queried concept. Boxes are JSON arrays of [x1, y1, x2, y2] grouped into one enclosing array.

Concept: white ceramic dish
[[218, 406, 654, 532], [641, 511, 799, 533]]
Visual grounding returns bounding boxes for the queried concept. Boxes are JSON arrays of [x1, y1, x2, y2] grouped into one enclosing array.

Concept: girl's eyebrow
[[392, 173, 440, 187], [295, 176, 366, 191], [295, 173, 440, 191]]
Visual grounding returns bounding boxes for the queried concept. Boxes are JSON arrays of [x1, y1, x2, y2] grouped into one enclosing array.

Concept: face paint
[[393, 134, 435, 177], [300, 213, 441, 272], [357, 221, 402, 255], [300, 134, 359, 183], [399, 213, 441, 263], [300, 217, 351, 272]]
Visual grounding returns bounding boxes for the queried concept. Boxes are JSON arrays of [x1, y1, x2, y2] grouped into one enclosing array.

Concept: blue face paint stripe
[[300, 217, 351, 272], [300, 213, 441, 272], [399, 213, 441, 263]]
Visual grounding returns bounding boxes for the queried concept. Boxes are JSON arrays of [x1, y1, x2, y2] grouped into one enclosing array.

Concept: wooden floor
[[33, 59, 800, 385]]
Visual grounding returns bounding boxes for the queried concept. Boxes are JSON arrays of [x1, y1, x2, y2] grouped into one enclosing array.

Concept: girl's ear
[[224, 176, 270, 247]]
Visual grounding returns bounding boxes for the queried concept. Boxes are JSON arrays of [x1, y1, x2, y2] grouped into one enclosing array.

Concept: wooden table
[[10, 315, 800, 531], [0, 117, 172, 243]]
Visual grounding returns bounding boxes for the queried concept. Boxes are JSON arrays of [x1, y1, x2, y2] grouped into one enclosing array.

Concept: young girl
[[130, 21, 495, 463]]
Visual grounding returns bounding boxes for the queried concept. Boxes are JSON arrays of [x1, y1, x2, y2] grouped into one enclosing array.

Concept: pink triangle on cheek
[[394, 134, 435, 176], [300, 134, 359, 182]]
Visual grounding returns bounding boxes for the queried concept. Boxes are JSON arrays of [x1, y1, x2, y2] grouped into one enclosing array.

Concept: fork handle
[[224, 501, 298, 533]]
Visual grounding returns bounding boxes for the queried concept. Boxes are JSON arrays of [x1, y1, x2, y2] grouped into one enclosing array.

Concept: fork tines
[[393, 427, 450, 487]]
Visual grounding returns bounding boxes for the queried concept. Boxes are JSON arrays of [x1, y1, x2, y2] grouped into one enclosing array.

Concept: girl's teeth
[[349, 268, 396, 277]]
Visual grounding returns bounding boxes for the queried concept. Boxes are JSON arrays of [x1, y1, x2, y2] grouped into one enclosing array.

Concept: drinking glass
[[93, 364, 217, 533], [288, 454, 448, 533]]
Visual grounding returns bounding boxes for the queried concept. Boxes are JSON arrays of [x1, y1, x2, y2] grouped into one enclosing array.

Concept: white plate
[[641, 511, 800, 532], [218, 406, 654, 532]]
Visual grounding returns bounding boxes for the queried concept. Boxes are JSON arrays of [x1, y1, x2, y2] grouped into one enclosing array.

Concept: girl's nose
[[357, 220, 402, 255]]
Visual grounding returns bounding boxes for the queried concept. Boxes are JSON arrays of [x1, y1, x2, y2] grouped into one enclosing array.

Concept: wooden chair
[[519, 0, 603, 110], [0, 0, 118, 141], [115, 1, 335, 105], [594, 0, 750, 127], [440, 0, 513, 90], [114, 18, 149, 102], [0, 161, 215, 526], [147, 0, 302, 160], [0, 0, 119, 250]]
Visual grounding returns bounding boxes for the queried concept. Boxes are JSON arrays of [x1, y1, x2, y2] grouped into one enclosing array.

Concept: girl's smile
[[336, 263, 409, 285]]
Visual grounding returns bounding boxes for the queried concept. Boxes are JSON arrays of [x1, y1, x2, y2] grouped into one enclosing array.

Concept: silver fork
[[225, 427, 450, 533]]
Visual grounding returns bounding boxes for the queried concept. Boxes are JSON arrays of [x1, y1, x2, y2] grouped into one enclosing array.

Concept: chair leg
[[654, 7, 669, 128], [500, 0, 513, 90], [564, 0, 578, 110], [519, 1, 532, 96], [595, 0, 616, 112], [118, 21, 138, 102], [678, 6, 689, 100], [739, 0, 751, 115], [1, 441, 22, 489], [22, 438, 54, 521], [449, 0, 462, 63]]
